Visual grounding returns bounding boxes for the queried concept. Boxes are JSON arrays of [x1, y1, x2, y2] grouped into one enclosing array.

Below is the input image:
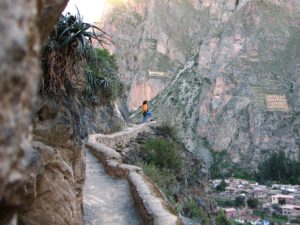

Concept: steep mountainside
[[101, 0, 300, 169]]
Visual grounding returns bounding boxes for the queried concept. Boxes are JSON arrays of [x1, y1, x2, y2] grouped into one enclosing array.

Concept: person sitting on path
[[142, 100, 154, 123]]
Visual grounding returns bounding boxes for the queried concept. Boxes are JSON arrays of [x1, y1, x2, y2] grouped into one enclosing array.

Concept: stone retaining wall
[[86, 131, 183, 225], [91, 123, 153, 150]]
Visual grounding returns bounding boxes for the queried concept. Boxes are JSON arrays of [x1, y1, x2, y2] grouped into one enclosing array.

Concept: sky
[[63, 0, 107, 23]]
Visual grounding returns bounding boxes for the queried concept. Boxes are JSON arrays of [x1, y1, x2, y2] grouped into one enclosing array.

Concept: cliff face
[[18, 95, 85, 225], [101, 0, 300, 168]]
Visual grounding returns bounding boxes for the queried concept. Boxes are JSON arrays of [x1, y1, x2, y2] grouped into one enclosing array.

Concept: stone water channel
[[83, 150, 144, 225]]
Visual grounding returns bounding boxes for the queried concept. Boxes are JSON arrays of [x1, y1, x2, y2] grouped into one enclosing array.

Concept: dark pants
[[143, 111, 153, 123]]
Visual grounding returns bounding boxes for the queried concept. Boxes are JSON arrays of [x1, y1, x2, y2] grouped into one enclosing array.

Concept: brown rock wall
[[19, 142, 84, 225], [36, 0, 69, 42], [18, 96, 85, 225]]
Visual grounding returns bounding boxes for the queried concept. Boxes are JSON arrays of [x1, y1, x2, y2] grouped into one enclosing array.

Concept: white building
[[271, 194, 295, 204]]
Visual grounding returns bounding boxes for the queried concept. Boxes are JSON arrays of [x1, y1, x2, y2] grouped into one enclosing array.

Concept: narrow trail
[[83, 150, 144, 225]]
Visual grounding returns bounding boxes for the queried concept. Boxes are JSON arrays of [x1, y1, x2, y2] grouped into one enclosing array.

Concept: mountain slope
[[101, 0, 300, 170]]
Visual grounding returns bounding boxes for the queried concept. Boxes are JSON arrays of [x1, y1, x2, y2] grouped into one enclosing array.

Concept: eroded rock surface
[[36, 0, 69, 42], [19, 97, 85, 225]]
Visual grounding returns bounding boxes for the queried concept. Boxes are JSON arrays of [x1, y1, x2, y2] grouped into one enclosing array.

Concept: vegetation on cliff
[[209, 150, 254, 181], [141, 138, 182, 172], [40, 10, 122, 104], [41, 11, 106, 94], [138, 128, 183, 198], [84, 48, 123, 105], [124, 124, 214, 224]]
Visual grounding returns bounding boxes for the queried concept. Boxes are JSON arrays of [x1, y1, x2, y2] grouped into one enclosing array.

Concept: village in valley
[[212, 178, 300, 225]]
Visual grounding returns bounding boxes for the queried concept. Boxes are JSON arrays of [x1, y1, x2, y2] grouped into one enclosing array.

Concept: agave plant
[[58, 9, 109, 53], [41, 9, 110, 95]]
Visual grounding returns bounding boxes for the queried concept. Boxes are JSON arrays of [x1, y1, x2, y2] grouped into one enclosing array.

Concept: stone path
[[83, 150, 144, 225]]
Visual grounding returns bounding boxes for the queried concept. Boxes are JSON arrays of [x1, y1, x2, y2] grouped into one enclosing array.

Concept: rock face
[[0, 1, 41, 224], [101, 0, 300, 169], [36, 0, 69, 42], [17, 93, 127, 225], [18, 96, 85, 225], [82, 98, 129, 135]]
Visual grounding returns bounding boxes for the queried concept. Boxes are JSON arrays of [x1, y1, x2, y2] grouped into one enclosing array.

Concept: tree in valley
[[247, 198, 259, 209], [234, 196, 245, 208]]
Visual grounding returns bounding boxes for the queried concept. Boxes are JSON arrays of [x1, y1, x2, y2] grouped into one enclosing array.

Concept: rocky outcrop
[[0, 0, 66, 224], [82, 98, 129, 135], [101, 0, 300, 169], [36, 0, 69, 42], [18, 96, 85, 225], [101, 0, 208, 111]]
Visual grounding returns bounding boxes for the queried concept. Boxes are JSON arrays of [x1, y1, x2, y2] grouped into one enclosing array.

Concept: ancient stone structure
[[265, 95, 289, 112]]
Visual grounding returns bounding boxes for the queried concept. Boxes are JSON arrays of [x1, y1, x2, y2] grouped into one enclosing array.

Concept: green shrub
[[216, 210, 233, 225], [247, 198, 259, 209], [201, 137, 212, 149], [181, 199, 209, 224], [90, 48, 118, 70], [84, 48, 123, 104], [232, 169, 255, 181], [210, 151, 230, 178], [203, 77, 212, 85], [216, 179, 227, 192], [209, 151, 255, 180], [142, 163, 177, 196], [215, 198, 235, 207], [156, 124, 177, 140], [235, 196, 245, 208], [140, 138, 182, 172]]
